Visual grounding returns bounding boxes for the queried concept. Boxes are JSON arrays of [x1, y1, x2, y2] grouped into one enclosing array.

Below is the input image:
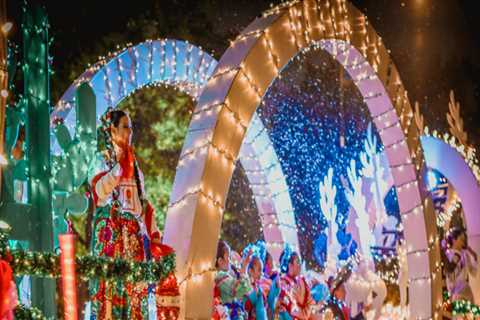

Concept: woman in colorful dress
[[244, 254, 268, 320], [254, 241, 280, 318], [90, 109, 177, 319], [242, 244, 280, 319], [278, 246, 314, 320], [322, 276, 350, 320], [214, 240, 253, 319]]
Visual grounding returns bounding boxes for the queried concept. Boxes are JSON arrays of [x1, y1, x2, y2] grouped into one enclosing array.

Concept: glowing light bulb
[[1, 22, 13, 34]]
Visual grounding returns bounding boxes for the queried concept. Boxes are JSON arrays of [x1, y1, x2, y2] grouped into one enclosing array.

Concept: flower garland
[[0, 231, 175, 283], [98, 106, 116, 169]]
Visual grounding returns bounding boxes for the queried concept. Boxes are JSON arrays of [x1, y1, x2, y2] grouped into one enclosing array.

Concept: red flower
[[99, 226, 112, 242]]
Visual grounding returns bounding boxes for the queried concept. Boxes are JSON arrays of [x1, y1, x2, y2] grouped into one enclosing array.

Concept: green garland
[[0, 231, 175, 282], [452, 299, 480, 317], [443, 291, 480, 317], [14, 304, 50, 320]]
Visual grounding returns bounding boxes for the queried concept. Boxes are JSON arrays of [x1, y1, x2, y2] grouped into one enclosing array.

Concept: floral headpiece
[[254, 240, 267, 264], [279, 243, 297, 274], [242, 243, 262, 262], [98, 107, 115, 168]]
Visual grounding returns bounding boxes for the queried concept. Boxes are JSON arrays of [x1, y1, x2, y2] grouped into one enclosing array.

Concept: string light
[[423, 127, 480, 183], [14, 304, 48, 320], [1, 22, 13, 34], [39, 2, 450, 319], [59, 234, 78, 320]]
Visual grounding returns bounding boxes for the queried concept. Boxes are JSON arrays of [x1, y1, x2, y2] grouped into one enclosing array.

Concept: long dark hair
[[216, 240, 229, 268], [100, 109, 144, 204]]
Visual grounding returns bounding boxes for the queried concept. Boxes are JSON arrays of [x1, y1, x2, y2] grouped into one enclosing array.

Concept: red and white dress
[[90, 145, 178, 319], [278, 274, 314, 319]]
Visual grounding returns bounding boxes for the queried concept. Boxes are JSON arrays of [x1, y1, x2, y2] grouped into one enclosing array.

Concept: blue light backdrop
[[224, 48, 402, 270], [257, 49, 380, 269]]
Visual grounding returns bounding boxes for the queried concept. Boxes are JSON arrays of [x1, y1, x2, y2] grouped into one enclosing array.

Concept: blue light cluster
[[257, 49, 384, 269]]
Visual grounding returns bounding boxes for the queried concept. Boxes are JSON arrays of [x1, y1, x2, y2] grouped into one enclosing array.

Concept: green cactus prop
[[1, 4, 100, 317], [51, 83, 97, 241], [23, 4, 55, 316]]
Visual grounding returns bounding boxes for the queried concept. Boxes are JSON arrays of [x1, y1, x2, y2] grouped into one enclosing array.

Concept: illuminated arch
[[51, 39, 217, 146], [51, 39, 299, 262], [350, 136, 480, 304], [421, 135, 480, 303], [163, 1, 439, 317]]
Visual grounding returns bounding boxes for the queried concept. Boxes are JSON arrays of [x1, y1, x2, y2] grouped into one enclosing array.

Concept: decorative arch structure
[[421, 135, 480, 303], [50, 39, 299, 262], [239, 113, 300, 260], [51, 39, 217, 151], [163, 1, 440, 318], [348, 135, 480, 304]]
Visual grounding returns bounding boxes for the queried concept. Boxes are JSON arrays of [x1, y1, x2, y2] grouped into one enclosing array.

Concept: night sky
[[4, 0, 480, 262]]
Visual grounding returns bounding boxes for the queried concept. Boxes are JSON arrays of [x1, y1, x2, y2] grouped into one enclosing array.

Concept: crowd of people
[[212, 227, 480, 320], [212, 240, 365, 320]]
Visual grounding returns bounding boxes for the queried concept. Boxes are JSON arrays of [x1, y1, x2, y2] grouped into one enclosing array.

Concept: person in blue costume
[[242, 244, 280, 319], [255, 241, 281, 318]]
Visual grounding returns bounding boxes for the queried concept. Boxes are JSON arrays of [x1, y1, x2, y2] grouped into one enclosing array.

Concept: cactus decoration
[[51, 83, 97, 242]]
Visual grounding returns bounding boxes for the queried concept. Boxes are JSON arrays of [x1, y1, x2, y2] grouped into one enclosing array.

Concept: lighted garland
[[443, 292, 480, 317], [0, 231, 175, 282], [452, 300, 480, 317], [14, 304, 50, 320]]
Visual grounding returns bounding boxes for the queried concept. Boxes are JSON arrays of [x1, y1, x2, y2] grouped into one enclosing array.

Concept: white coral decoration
[[360, 123, 388, 226], [447, 90, 468, 146], [319, 167, 340, 265], [344, 159, 374, 260], [377, 303, 409, 320]]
